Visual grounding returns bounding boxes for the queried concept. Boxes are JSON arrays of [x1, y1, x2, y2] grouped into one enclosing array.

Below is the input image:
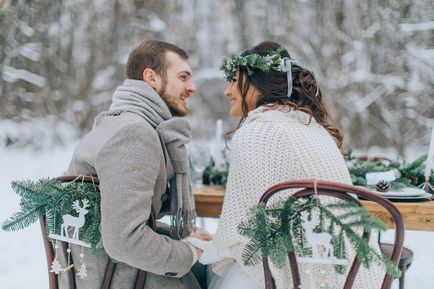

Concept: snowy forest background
[[1, 0, 433, 155], [1, 1, 434, 289]]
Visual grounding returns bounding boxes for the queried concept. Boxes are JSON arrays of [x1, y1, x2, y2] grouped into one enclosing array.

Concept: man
[[63, 40, 203, 288]]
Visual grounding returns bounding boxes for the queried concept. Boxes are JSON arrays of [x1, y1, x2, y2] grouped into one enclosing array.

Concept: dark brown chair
[[379, 243, 413, 289], [355, 155, 414, 289], [259, 180, 404, 289], [39, 175, 156, 289]]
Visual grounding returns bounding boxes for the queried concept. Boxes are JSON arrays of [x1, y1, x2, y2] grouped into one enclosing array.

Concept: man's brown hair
[[125, 40, 188, 81]]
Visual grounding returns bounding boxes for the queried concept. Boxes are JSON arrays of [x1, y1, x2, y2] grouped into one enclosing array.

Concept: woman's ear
[[142, 68, 157, 89]]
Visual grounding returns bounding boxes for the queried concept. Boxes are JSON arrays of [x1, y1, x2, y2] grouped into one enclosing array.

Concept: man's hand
[[185, 238, 232, 264]]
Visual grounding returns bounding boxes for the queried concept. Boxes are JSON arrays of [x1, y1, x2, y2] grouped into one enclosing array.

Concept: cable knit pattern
[[213, 106, 385, 289]]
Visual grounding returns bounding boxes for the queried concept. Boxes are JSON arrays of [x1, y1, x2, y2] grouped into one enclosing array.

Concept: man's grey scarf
[[100, 79, 195, 239]]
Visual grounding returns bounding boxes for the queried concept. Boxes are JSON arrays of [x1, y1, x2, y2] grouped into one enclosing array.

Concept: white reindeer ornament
[[298, 211, 348, 266], [61, 199, 90, 240], [301, 212, 333, 259], [297, 211, 349, 289], [49, 199, 92, 248], [48, 199, 92, 278]]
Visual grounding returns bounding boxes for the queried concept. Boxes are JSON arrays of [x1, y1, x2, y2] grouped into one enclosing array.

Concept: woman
[[188, 41, 385, 289]]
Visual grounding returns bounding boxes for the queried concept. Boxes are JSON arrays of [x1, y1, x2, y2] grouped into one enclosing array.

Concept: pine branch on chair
[[2, 178, 102, 252], [238, 195, 401, 278]]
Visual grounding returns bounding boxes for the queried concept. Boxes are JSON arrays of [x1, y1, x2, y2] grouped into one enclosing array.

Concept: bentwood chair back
[[354, 156, 414, 289], [259, 180, 404, 289], [39, 175, 155, 289]]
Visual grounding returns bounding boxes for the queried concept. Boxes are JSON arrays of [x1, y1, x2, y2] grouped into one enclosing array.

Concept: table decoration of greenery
[[346, 149, 433, 194]]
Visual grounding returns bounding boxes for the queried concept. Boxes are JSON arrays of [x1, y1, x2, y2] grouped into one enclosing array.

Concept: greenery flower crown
[[219, 47, 285, 81]]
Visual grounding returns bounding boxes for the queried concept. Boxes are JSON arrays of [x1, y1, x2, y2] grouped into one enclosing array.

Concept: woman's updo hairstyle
[[231, 40, 345, 154]]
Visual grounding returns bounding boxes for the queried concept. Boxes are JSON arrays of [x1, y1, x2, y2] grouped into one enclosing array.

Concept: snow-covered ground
[[0, 145, 433, 288]]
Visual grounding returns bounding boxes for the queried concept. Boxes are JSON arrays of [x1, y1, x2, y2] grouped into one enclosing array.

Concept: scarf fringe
[[171, 209, 196, 239]]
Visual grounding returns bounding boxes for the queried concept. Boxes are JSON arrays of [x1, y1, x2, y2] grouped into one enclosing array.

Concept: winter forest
[[1, 0, 433, 156], [1, 1, 434, 289]]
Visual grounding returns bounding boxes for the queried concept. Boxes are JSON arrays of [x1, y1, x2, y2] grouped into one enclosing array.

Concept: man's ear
[[142, 68, 157, 88]]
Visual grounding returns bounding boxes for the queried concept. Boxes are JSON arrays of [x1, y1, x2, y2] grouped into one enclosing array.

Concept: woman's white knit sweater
[[213, 106, 385, 289]]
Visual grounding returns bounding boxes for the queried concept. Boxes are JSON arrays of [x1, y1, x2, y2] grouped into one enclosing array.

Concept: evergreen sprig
[[346, 150, 433, 192], [238, 195, 401, 278], [2, 178, 102, 252], [201, 153, 230, 186], [220, 47, 285, 81]]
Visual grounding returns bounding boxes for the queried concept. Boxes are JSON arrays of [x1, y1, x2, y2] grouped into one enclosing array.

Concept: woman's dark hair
[[227, 40, 345, 154]]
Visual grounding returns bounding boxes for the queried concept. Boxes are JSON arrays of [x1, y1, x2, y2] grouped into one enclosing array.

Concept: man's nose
[[187, 82, 197, 94]]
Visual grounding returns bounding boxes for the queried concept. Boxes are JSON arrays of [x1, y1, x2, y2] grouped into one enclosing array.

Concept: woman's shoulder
[[231, 110, 295, 147], [232, 106, 335, 157], [236, 107, 320, 140], [243, 106, 319, 126]]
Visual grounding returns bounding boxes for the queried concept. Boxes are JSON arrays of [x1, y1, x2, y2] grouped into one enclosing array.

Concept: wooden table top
[[193, 185, 434, 232]]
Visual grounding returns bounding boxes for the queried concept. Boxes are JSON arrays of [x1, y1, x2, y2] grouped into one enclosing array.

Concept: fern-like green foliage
[[346, 150, 433, 192], [2, 178, 102, 252], [238, 195, 401, 278], [201, 155, 230, 186]]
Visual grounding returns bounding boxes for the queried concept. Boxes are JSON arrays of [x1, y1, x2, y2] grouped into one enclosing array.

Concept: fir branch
[[241, 239, 263, 266], [2, 178, 103, 252], [346, 153, 433, 190], [2, 209, 42, 231], [11, 180, 51, 208], [239, 195, 401, 278]]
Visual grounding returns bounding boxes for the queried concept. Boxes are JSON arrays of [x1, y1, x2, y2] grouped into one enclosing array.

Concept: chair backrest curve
[[259, 179, 404, 289]]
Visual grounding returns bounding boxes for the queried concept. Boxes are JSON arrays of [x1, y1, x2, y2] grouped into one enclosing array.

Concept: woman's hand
[[185, 238, 232, 264], [196, 247, 204, 258], [192, 226, 213, 241], [191, 232, 213, 241]]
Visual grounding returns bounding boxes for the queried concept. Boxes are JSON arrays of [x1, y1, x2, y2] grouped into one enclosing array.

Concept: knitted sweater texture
[[213, 106, 385, 289]]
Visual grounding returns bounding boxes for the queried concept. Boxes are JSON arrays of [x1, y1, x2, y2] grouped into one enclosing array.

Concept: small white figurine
[[61, 199, 90, 240], [300, 211, 333, 259]]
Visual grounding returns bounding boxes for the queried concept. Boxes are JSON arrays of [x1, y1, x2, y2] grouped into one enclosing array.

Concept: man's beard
[[158, 80, 188, 117], [157, 76, 168, 97]]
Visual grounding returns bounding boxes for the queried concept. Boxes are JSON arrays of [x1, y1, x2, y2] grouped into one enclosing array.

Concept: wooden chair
[[39, 175, 156, 289], [259, 180, 404, 289], [355, 155, 414, 289], [379, 243, 413, 289]]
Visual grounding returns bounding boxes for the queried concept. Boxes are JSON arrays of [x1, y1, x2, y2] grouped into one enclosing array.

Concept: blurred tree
[[0, 0, 433, 156]]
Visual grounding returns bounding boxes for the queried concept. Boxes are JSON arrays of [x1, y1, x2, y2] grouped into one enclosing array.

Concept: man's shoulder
[[98, 112, 158, 138], [77, 112, 161, 153]]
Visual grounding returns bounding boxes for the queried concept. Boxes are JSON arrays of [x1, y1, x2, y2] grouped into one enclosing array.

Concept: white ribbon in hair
[[280, 58, 320, 98], [281, 57, 292, 97]]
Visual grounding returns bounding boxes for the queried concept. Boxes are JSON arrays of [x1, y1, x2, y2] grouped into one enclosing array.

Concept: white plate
[[381, 193, 432, 201], [375, 187, 427, 197]]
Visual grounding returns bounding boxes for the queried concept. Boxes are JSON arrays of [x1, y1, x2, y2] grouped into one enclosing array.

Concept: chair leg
[[399, 270, 405, 289]]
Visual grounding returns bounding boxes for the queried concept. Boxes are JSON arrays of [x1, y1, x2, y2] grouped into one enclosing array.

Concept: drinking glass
[[188, 143, 211, 185]]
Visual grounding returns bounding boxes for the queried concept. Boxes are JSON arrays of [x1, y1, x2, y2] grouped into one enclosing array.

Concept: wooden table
[[193, 186, 434, 231]]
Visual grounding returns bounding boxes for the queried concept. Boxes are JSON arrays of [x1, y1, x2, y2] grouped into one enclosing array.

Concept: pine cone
[[409, 175, 419, 186], [376, 180, 391, 192]]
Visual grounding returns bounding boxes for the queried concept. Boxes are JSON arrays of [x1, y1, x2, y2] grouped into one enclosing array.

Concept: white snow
[[2, 65, 46, 87], [149, 15, 166, 32], [19, 42, 42, 62], [400, 21, 434, 33], [0, 144, 433, 288], [0, 118, 78, 150], [17, 19, 35, 37], [0, 145, 76, 289]]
